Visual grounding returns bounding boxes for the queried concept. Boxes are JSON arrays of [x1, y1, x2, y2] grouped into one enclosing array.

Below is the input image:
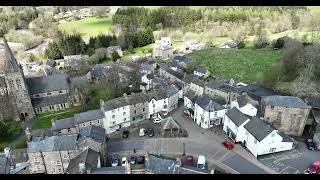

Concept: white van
[[197, 155, 206, 169]]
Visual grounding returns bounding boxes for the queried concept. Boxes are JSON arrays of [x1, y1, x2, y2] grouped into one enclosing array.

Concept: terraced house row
[[52, 84, 182, 135]]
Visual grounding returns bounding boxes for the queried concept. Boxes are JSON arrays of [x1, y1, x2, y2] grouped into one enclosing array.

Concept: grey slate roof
[[26, 74, 68, 95], [173, 56, 192, 64], [145, 155, 176, 174], [78, 126, 105, 144], [172, 80, 183, 90], [237, 95, 248, 108], [102, 92, 148, 112], [262, 95, 309, 109], [184, 90, 198, 103], [91, 166, 125, 174], [51, 117, 75, 131], [148, 85, 179, 101], [279, 133, 294, 143], [244, 117, 274, 142], [225, 107, 249, 126], [45, 59, 56, 67], [140, 63, 153, 71], [195, 94, 225, 112], [160, 64, 184, 80], [27, 134, 78, 153], [0, 154, 10, 174], [206, 79, 225, 89], [191, 77, 206, 87], [161, 117, 180, 130], [305, 97, 320, 109], [239, 84, 276, 101], [74, 109, 104, 124], [31, 94, 70, 108], [65, 148, 99, 174], [312, 109, 320, 124], [195, 67, 208, 74]]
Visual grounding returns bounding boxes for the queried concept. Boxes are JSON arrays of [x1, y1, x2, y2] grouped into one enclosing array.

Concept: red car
[[306, 161, 320, 174], [222, 141, 234, 150]]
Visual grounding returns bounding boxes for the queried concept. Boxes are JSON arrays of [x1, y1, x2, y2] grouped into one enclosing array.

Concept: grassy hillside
[[187, 48, 282, 83], [58, 17, 113, 42]]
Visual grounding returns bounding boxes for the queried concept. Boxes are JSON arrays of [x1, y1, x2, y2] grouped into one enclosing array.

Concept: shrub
[[237, 41, 246, 49]]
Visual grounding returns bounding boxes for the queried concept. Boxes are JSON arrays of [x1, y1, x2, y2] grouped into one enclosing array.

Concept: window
[[271, 105, 274, 109], [134, 104, 136, 107], [47, 92, 51, 95], [37, 166, 41, 170], [56, 161, 61, 165], [269, 148, 276, 153], [123, 112, 126, 115], [214, 112, 217, 117], [97, 120, 100, 123], [133, 117, 136, 121], [68, 128, 71, 132], [59, 90, 63, 93], [153, 104, 155, 108], [35, 94, 40, 97], [134, 110, 137, 114], [82, 123, 85, 127], [64, 155, 68, 159], [112, 121, 116, 125], [34, 157, 39, 162], [143, 108, 145, 112], [124, 118, 126, 121], [123, 107, 125, 110], [112, 115, 115, 118], [164, 100, 166, 103], [89, 122, 92, 125]]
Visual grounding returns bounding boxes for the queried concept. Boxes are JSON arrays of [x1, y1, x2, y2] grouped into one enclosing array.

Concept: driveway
[[107, 105, 276, 174], [258, 140, 320, 174]]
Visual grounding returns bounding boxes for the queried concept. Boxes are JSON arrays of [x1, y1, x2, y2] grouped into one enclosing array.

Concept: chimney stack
[[210, 169, 215, 174]]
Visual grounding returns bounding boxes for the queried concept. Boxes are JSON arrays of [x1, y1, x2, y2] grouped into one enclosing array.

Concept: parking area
[[108, 120, 162, 141], [258, 141, 320, 174]]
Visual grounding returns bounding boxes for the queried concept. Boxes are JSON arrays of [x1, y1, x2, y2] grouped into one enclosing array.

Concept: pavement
[[258, 140, 320, 174], [107, 105, 278, 174]]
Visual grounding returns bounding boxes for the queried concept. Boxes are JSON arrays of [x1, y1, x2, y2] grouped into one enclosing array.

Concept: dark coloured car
[[136, 156, 145, 164], [130, 156, 136, 165], [186, 156, 194, 166], [306, 138, 316, 151], [147, 128, 155, 137], [123, 131, 129, 138]]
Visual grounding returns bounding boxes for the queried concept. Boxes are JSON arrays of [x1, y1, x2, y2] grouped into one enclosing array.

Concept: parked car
[[197, 155, 206, 169], [222, 140, 234, 150], [186, 156, 194, 166], [153, 118, 162, 124], [139, 128, 145, 137], [136, 156, 145, 164], [306, 138, 316, 151], [147, 128, 155, 137], [111, 154, 119, 167], [121, 157, 127, 166], [123, 131, 129, 138], [130, 156, 136, 165], [306, 161, 320, 174]]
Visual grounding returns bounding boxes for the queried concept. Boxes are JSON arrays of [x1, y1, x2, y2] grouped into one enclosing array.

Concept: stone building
[[65, 148, 101, 174], [152, 37, 173, 59], [261, 96, 311, 136], [2, 38, 35, 121], [128, 93, 149, 124], [77, 126, 107, 166], [51, 109, 104, 135], [159, 64, 184, 84], [27, 134, 80, 174], [26, 74, 71, 114]]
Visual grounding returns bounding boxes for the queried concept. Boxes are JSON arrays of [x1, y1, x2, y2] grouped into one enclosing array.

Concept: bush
[[237, 41, 246, 49], [112, 51, 120, 62], [5, 29, 43, 50], [273, 38, 285, 49]]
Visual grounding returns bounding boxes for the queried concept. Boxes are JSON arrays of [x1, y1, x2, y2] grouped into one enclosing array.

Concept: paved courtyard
[[107, 105, 277, 174]]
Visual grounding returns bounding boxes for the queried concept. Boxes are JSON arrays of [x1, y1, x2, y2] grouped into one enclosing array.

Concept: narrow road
[[107, 105, 277, 174]]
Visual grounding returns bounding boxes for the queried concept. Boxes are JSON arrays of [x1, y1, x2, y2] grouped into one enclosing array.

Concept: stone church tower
[[2, 38, 35, 121]]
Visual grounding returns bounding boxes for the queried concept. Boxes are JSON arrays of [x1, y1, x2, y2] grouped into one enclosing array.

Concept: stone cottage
[[261, 96, 311, 136]]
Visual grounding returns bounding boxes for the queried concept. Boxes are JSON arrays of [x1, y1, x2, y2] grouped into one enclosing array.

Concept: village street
[[107, 105, 278, 174]]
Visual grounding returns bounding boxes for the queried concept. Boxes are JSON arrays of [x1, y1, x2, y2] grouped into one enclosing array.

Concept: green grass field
[[58, 17, 113, 42], [32, 107, 82, 130], [187, 48, 282, 83]]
